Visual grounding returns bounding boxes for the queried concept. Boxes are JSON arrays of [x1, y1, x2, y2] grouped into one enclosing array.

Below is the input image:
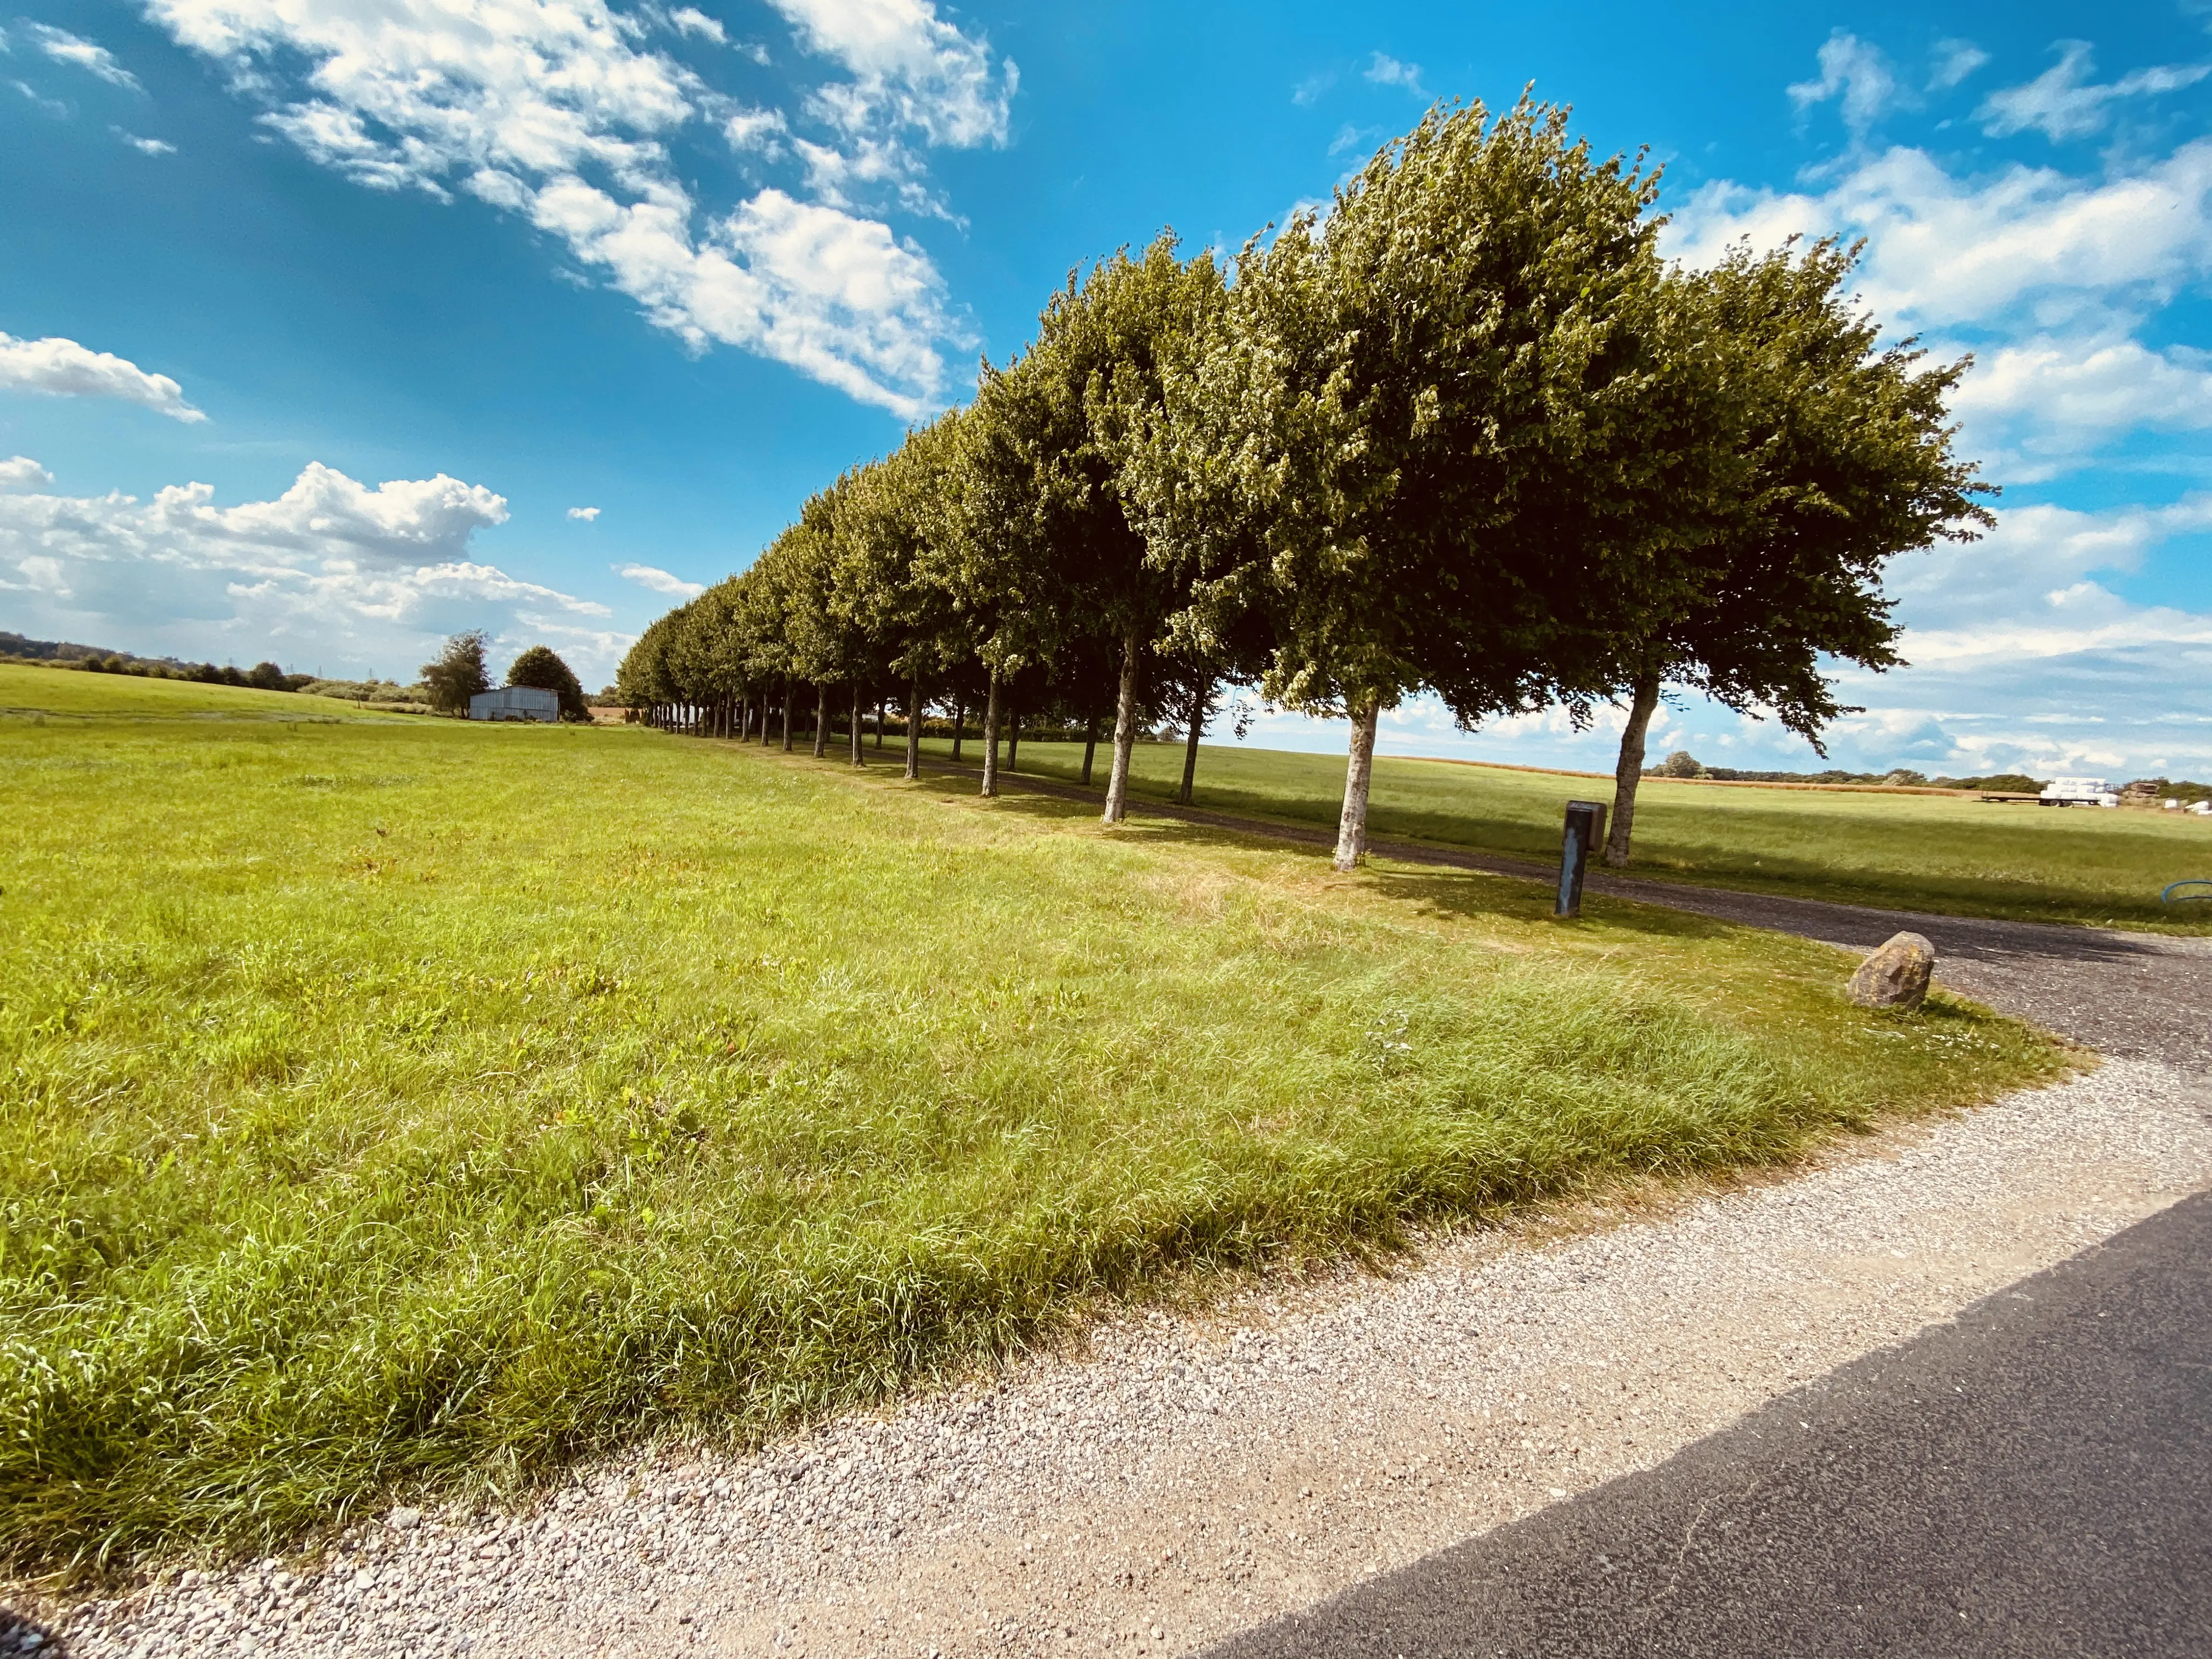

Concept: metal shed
[[469, 686, 561, 723]]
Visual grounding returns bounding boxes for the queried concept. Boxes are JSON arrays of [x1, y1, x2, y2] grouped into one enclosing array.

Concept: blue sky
[[3, 1, 2209, 780]]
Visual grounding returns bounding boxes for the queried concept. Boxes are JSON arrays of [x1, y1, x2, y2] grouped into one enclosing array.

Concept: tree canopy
[[614, 94, 1986, 872]]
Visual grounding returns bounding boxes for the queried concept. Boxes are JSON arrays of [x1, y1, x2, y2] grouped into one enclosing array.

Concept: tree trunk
[[1081, 711, 1098, 786], [1333, 699, 1380, 872], [979, 667, 1001, 798], [1178, 679, 1211, 805], [904, 675, 922, 781], [951, 698, 965, 761], [850, 683, 865, 767], [812, 685, 828, 758], [1006, 701, 1019, 775], [1605, 672, 1662, 868], [1102, 630, 1141, 824], [873, 697, 884, 749], [782, 680, 794, 751]]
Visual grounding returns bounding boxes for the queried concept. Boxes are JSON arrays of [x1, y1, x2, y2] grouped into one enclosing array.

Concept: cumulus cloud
[[144, 0, 1003, 415], [567, 505, 601, 520], [617, 561, 705, 597], [0, 461, 634, 680], [1928, 38, 1989, 92], [669, 7, 725, 44], [28, 24, 141, 91], [1666, 139, 2212, 335], [1788, 30, 1902, 139], [0, 332, 206, 421], [1946, 337, 2212, 481], [725, 105, 789, 153], [114, 128, 177, 155], [1979, 42, 2209, 143], [1363, 53, 1425, 97], [769, 0, 1015, 147], [0, 455, 54, 490]]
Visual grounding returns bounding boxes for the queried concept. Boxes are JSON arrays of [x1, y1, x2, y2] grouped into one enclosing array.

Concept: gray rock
[[1848, 932, 1937, 1011]]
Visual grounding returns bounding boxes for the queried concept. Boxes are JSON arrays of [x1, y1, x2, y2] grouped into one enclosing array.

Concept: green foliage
[[420, 630, 491, 716], [505, 645, 590, 721], [0, 688, 2064, 1571]]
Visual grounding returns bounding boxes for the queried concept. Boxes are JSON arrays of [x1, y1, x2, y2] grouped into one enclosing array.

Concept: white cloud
[[1979, 42, 2209, 143], [1290, 71, 1335, 108], [669, 7, 725, 44], [1787, 30, 1901, 138], [29, 24, 140, 91], [0, 332, 206, 422], [567, 505, 601, 520], [0, 461, 636, 680], [114, 128, 177, 154], [1363, 52, 1424, 97], [14, 79, 69, 117], [1667, 139, 2212, 334], [725, 105, 788, 153], [768, 0, 1015, 146], [0, 456, 54, 490], [617, 561, 705, 597], [1947, 337, 2212, 481], [1928, 38, 1989, 92], [145, 0, 994, 415]]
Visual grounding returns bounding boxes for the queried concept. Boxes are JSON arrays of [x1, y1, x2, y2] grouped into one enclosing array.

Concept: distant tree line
[[1, 631, 318, 691], [616, 98, 1987, 869]]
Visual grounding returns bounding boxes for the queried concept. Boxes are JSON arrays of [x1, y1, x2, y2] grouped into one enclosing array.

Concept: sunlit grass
[[949, 735, 2212, 931], [2, 676, 2067, 1575]]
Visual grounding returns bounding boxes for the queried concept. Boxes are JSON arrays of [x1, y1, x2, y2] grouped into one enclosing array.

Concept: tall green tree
[[1165, 99, 1668, 869], [505, 644, 589, 721], [420, 629, 491, 716], [1596, 240, 1991, 865]]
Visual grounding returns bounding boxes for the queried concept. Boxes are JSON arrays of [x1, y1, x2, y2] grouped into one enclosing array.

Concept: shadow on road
[[1206, 1189, 2212, 1659]]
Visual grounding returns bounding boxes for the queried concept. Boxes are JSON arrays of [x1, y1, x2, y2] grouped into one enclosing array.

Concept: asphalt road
[[1207, 1188, 2212, 1659], [929, 760, 2212, 1656]]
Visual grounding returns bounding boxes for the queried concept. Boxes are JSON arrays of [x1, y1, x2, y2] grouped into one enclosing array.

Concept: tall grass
[[0, 681, 2065, 1574]]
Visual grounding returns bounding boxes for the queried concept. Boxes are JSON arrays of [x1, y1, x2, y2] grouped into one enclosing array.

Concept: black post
[[1555, 799, 1608, 918]]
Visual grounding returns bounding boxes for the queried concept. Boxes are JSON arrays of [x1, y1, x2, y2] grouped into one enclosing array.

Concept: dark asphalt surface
[[1208, 1189, 2212, 1659], [930, 759, 2212, 1655]]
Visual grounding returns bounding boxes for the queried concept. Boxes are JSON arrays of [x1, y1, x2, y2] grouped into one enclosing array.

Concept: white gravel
[[22, 1058, 2211, 1659]]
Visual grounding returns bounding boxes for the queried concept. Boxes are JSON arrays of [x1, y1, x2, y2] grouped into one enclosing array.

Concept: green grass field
[[1, 666, 2069, 1574], [940, 735, 2212, 932]]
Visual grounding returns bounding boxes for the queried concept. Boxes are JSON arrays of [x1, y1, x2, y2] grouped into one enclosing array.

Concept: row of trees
[[617, 98, 1987, 869]]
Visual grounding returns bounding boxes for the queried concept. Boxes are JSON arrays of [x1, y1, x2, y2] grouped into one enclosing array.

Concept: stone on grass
[[1848, 932, 1936, 1011]]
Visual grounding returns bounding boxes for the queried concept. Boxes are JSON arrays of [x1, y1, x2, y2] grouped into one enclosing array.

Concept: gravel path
[[13, 761, 2212, 1659], [19, 1062, 2210, 1659]]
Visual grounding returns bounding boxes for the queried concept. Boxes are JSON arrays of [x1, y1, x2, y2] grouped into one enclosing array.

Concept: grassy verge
[[3, 683, 2067, 1576], [928, 735, 2212, 932]]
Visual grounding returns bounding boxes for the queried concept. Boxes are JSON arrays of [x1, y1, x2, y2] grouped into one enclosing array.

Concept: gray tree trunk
[[850, 683, 865, 767], [951, 698, 965, 761], [1102, 631, 1141, 824], [874, 697, 885, 750], [1081, 712, 1098, 786], [1177, 679, 1212, 805], [812, 685, 828, 758], [1605, 672, 1662, 868], [1333, 699, 1380, 872], [904, 675, 922, 780], [1006, 702, 1019, 774], [979, 667, 1002, 797], [781, 681, 793, 751]]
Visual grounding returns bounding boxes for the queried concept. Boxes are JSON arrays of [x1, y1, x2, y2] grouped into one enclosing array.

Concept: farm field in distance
[[925, 736, 2212, 932], [2, 667, 2066, 1575]]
